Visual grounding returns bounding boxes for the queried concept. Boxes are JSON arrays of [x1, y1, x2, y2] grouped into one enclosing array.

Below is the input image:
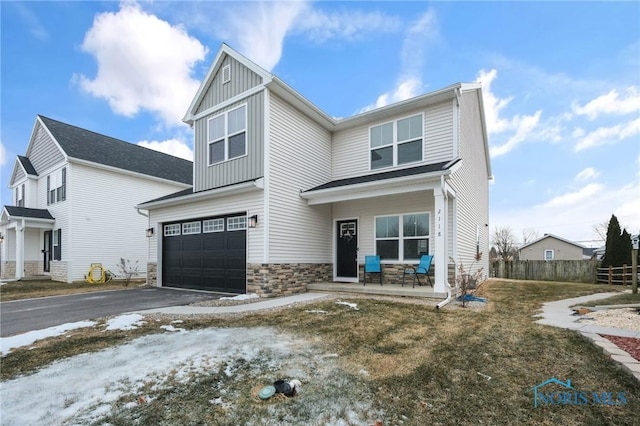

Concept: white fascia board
[[190, 85, 266, 123], [183, 44, 273, 125], [136, 180, 262, 210], [302, 173, 445, 205], [67, 157, 192, 188]]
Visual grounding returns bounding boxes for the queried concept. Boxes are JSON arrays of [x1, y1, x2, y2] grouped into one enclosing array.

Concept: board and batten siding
[[332, 191, 436, 264], [331, 101, 454, 181], [195, 54, 264, 115], [268, 93, 332, 263], [26, 122, 65, 175], [68, 162, 188, 282], [449, 90, 490, 277], [193, 91, 264, 192], [147, 191, 264, 264]]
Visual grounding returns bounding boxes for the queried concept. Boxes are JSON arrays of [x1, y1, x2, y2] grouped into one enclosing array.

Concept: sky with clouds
[[1, 1, 638, 246]]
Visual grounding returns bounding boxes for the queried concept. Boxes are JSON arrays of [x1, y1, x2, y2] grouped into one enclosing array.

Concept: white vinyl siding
[[332, 102, 454, 180], [448, 90, 490, 278], [25, 121, 65, 173], [332, 191, 435, 264], [68, 162, 189, 283], [268, 93, 333, 263]]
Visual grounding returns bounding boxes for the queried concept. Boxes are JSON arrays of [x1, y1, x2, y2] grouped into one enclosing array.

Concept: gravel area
[[580, 308, 640, 332]]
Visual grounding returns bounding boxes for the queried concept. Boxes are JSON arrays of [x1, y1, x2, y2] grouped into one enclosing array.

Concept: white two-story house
[[1, 115, 192, 282], [136, 44, 491, 297]]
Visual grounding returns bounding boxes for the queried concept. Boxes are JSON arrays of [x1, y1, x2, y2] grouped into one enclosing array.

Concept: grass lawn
[[0, 279, 144, 301], [2, 279, 639, 425], [577, 291, 640, 307]]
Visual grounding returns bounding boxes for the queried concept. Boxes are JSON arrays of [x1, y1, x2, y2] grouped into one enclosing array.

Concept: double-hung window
[[544, 249, 554, 261], [208, 105, 247, 165], [375, 213, 430, 261], [370, 114, 423, 170], [47, 167, 66, 205]]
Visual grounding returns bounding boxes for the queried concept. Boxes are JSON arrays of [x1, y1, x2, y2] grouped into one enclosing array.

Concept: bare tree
[[592, 221, 608, 245], [522, 228, 540, 245], [492, 226, 518, 261]]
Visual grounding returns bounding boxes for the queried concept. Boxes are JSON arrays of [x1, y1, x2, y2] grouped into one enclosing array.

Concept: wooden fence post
[[608, 266, 612, 286], [632, 249, 638, 294], [623, 264, 627, 286]]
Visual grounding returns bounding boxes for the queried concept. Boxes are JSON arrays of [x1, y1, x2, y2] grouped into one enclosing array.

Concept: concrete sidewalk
[[134, 292, 330, 315], [534, 292, 640, 382]]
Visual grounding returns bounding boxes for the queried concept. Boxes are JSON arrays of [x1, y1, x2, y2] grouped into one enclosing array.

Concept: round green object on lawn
[[259, 385, 276, 400]]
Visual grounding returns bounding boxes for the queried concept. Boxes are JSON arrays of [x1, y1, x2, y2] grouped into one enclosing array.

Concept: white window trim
[[164, 224, 181, 236], [374, 212, 431, 262], [203, 218, 225, 233], [207, 103, 248, 166], [544, 249, 554, 261], [182, 221, 201, 235], [227, 216, 247, 231], [369, 112, 424, 171]]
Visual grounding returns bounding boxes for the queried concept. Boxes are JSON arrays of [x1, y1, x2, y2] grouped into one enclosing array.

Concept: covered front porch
[[300, 161, 459, 295], [0, 207, 55, 280]]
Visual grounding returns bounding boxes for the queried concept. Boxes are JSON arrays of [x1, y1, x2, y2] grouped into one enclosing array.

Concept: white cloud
[[575, 167, 600, 181], [358, 9, 438, 112], [137, 139, 193, 161], [489, 111, 542, 157], [75, 3, 207, 127], [476, 69, 515, 135], [0, 141, 6, 166], [574, 117, 640, 151], [293, 7, 401, 43], [572, 86, 640, 120], [539, 183, 604, 209], [11, 2, 48, 41]]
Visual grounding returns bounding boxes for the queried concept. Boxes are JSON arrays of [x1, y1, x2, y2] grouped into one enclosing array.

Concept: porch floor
[[307, 282, 447, 299]]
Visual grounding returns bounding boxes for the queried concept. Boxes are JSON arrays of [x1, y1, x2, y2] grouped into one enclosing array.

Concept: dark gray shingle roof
[[4, 206, 54, 220], [17, 155, 38, 176], [38, 115, 192, 185], [303, 160, 458, 192]]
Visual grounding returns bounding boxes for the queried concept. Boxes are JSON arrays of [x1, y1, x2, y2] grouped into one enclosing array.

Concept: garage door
[[162, 214, 246, 293]]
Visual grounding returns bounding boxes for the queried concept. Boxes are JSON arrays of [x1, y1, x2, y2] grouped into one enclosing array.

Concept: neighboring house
[[136, 44, 492, 297], [0, 116, 192, 282], [518, 234, 585, 261]]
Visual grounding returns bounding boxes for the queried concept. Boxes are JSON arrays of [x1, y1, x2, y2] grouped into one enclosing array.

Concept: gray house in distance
[[519, 234, 586, 261]]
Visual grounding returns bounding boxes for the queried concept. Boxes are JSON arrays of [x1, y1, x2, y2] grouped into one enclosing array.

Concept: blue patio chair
[[402, 254, 433, 287], [363, 255, 382, 285]]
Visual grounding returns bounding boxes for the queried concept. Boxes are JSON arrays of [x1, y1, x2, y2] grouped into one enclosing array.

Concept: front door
[[43, 230, 52, 273], [336, 219, 358, 281]]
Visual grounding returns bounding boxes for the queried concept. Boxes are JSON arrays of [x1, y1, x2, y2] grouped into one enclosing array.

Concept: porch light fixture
[[248, 215, 258, 228], [0, 233, 3, 243], [146, 227, 154, 237]]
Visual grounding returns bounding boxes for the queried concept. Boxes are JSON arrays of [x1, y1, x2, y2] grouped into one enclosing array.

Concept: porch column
[[433, 192, 447, 293], [15, 220, 25, 280]]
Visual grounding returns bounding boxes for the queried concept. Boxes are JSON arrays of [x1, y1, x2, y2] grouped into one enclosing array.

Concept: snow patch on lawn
[[105, 314, 146, 331], [0, 321, 97, 356], [219, 293, 259, 301], [336, 301, 359, 310]]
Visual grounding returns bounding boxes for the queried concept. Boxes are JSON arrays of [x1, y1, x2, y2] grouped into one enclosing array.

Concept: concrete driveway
[[0, 288, 221, 337]]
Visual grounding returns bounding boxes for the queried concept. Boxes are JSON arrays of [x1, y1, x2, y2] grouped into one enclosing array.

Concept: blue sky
[[1, 1, 638, 247]]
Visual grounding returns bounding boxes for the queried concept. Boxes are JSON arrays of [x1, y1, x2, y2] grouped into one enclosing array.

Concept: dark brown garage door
[[162, 214, 246, 293]]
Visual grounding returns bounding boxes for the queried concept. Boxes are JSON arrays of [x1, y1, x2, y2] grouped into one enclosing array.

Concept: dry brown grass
[[0, 279, 144, 301], [2, 279, 639, 425]]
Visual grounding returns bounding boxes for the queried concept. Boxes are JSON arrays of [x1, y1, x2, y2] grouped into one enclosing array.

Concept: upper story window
[[370, 114, 423, 170], [47, 167, 66, 205], [544, 249, 554, 261], [208, 105, 247, 165], [15, 184, 25, 207]]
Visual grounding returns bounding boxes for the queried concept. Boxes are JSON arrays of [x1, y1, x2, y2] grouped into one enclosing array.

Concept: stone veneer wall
[[1, 261, 16, 279], [147, 262, 158, 286], [50, 261, 68, 282], [247, 263, 332, 297], [24, 261, 44, 276]]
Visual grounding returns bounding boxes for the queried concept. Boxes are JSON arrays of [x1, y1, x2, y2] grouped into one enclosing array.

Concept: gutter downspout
[[436, 175, 453, 310]]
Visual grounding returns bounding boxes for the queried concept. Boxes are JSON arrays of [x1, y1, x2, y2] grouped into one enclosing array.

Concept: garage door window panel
[[227, 216, 247, 231], [164, 224, 181, 236], [203, 218, 224, 233], [182, 221, 201, 235]]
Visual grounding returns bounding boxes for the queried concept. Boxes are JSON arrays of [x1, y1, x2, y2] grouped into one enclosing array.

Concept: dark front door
[[336, 219, 358, 280], [43, 231, 52, 273]]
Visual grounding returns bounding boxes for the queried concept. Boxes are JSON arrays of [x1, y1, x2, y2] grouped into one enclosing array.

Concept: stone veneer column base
[[1, 261, 16, 279], [147, 262, 158, 286], [50, 261, 68, 282], [247, 263, 332, 298]]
